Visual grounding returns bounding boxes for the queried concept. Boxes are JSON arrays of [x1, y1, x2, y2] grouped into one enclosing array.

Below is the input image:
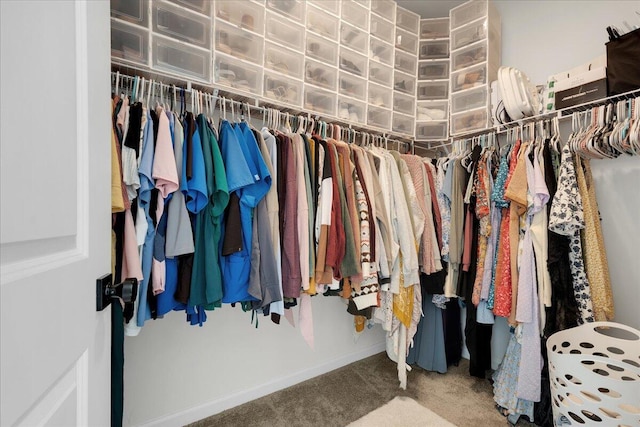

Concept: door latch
[[96, 274, 138, 311]]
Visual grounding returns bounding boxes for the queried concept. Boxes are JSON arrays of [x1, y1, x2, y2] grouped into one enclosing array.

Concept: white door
[[1, 1, 112, 426]]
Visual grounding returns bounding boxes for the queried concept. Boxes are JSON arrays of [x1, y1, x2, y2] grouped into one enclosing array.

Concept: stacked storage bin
[[392, 6, 420, 137], [449, 0, 501, 136], [415, 17, 450, 142]]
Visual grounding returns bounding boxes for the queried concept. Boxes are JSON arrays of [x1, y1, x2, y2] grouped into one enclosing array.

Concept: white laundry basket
[[546, 321, 640, 426]]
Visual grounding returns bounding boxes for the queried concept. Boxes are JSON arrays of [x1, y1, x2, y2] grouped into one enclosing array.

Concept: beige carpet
[[347, 396, 457, 427]]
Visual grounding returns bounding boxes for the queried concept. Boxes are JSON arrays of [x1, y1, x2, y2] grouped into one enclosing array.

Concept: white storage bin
[[451, 18, 488, 51], [307, 3, 340, 41], [172, 0, 211, 16], [451, 62, 487, 93], [338, 96, 366, 124], [354, 0, 370, 8], [266, 0, 304, 21], [264, 70, 303, 106], [393, 91, 415, 115], [451, 107, 488, 134], [416, 100, 448, 121], [419, 40, 449, 60], [395, 28, 418, 54], [392, 112, 414, 135], [396, 6, 419, 34], [111, 0, 148, 27], [368, 82, 392, 108], [416, 122, 448, 140], [417, 80, 449, 100], [265, 42, 304, 79], [452, 41, 487, 71], [367, 105, 391, 130], [393, 70, 416, 95], [306, 34, 338, 66], [265, 11, 305, 51], [153, 1, 211, 49], [308, 0, 339, 16], [342, 0, 369, 31], [369, 61, 393, 87], [214, 0, 265, 35], [305, 59, 338, 91], [450, 85, 488, 113], [339, 72, 367, 101], [395, 50, 417, 75], [339, 47, 367, 78], [152, 35, 210, 82], [215, 20, 263, 64], [450, 0, 488, 30], [341, 23, 368, 55], [420, 18, 449, 39], [215, 52, 262, 93], [304, 86, 337, 116], [370, 14, 394, 44], [418, 60, 449, 80], [111, 19, 148, 65], [370, 38, 393, 66], [370, 0, 395, 22]]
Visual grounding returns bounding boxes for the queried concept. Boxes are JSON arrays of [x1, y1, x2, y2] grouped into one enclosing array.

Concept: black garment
[[123, 102, 143, 157], [174, 253, 193, 304], [111, 301, 124, 427], [221, 193, 243, 255], [443, 298, 463, 366], [113, 212, 125, 285]]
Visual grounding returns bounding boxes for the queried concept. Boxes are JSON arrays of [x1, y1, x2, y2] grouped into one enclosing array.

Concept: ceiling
[[394, 0, 467, 19]]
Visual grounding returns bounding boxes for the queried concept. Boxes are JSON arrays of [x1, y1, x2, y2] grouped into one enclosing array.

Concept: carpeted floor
[[188, 352, 530, 426]]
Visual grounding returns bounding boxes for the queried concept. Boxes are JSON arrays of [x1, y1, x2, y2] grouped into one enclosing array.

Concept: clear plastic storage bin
[[307, 3, 340, 41], [395, 50, 417, 75], [394, 70, 416, 95], [341, 23, 368, 55], [396, 7, 420, 34], [152, 35, 210, 82], [416, 100, 448, 121], [339, 72, 367, 101], [416, 122, 448, 140], [153, 1, 211, 49], [306, 34, 338, 66], [420, 18, 449, 39], [418, 60, 449, 80], [417, 80, 449, 100], [214, 0, 265, 35], [338, 97, 366, 124], [370, 38, 393, 66], [451, 107, 488, 134], [451, 62, 487, 93], [339, 47, 367, 78], [450, 85, 488, 113], [215, 52, 262, 93], [369, 61, 393, 87], [450, 0, 488, 30], [370, 0, 395, 22], [370, 14, 394, 44], [264, 70, 303, 106], [266, 0, 304, 21], [304, 86, 337, 116], [172, 0, 211, 16], [367, 105, 391, 130], [305, 59, 338, 91], [419, 40, 449, 60], [393, 91, 415, 115], [354, 0, 370, 9], [368, 82, 392, 108], [392, 112, 414, 135], [265, 11, 305, 51], [342, 0, 369, 31], [111, 0, 148, 27], [452, 41, 487, 71], [264, 42, 304, 79], [308, 0, 339, 15], [111, 19, 148, 65], [215, 20, 263, 64], [451, 18, 488, 51], [395, 28, 418, 54]]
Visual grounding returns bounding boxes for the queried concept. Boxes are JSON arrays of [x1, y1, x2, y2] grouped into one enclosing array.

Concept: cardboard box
[[554, 67, 607, 110]]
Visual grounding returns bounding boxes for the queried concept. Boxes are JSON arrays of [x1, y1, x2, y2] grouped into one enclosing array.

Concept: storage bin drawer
[[451, 62, 487, 93], [306, 34, 338, 66], [153, 1, 210, 49], [341, 23, 368, 54], [451, 108, 488, 134], [395, 50, 417, 75], [451, 18, 488, 51], [450, 0, 487, 30], [452, 42, 487, 71], [307, 3, 339, 41], [416, 100, 448, 121], [416, 122, 448, 140], [339, 72, 367, 101], [265, 11, 304, 51], [418, 60, 449, 80], [450, 85, 488, 114], [354, 0, 370, 8], [369, 61, 393, 87], [304, 86, 337, 116], [338, 96, 366, 124], [342, 1, 369, 31], [264, 70, 302, 106], [305, 59, 338, 91], [111, 0, 148, 27], [265, 42, 304, 79], [308, 0, 339, 15], [368, 82, 392, 108], [266, 0, 304, 21], [215, 20, 263, 64], [367, 105, 391, 129], [172, 0, 211, 16], [339, 47, 367, 78], [215, 0, 265, 35], [396, 6, 419, 34], [420, 18, 449, 39], [393, 70, 416, 95], [393, 91, 415, 115], [370, 0, 395, 22], [395, 28, 418, 54], [215, 52, 261, 93], [152, 35, 210, 82], [370, 38, 393, 66], [419, 40, 449, 60], [417, 80, 449, 100], [370, 14, 394, 44], [111, 19, 148, 65], [392, 112, 414, 135]]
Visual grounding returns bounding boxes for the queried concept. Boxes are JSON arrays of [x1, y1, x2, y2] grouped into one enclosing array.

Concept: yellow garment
[[393, 259, 414, 329]]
